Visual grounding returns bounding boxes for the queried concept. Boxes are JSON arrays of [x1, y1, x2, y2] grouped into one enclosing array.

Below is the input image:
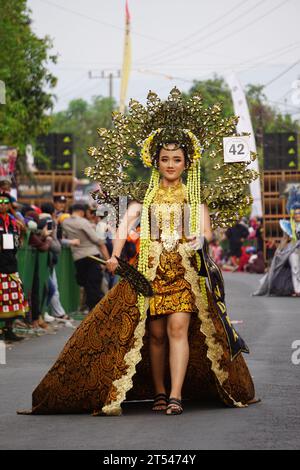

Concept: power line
[[231, 41, 300, 69], [58, 77, 100, 101], [55, 75, 88, 96], [264, 59, 300, 88], [58, 80, 106, 104], [225, 42, 300, 76], [138, 42, 300, 76], [136, 0, 267, 65], [135, 0, 252, 64], [88, 70, 121, 99], [149, 0, 291, 66], [277, 88, 294, 103], [269, 99, 299, 110], [39, 0, 174, 46], [132, 43, 300, 87], [135, 69, 194, 84]]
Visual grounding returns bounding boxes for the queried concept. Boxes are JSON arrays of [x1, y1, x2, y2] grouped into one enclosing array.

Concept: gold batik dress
[[18, 181, 257, 416], [148, 181, 197, 318]]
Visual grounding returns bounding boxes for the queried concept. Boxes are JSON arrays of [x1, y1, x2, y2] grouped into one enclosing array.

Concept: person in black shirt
[[225, 221, 249, 269], [0, 192, 28, 342]]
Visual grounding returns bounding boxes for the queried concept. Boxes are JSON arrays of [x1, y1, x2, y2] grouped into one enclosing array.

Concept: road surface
[[1, 273, 299, 450]]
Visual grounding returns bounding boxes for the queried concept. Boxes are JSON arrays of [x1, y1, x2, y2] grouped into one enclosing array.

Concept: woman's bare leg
[[149, 317, 168, 408], [166, 312, 191, 413]]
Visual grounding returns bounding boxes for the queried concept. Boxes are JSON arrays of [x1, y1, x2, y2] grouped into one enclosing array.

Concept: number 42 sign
[[223, 136, 251, 163]]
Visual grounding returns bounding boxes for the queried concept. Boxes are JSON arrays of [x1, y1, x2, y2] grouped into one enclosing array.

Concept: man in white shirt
[[62, 204, 110, 310]]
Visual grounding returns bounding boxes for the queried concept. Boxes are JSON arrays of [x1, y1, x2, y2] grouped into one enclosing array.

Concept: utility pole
[[88, 70, 121, 99]]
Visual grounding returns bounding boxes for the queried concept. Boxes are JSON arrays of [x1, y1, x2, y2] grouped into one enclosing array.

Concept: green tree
[[0, 0, 57, 162], [184, 75, 234, 116], [246, 84, 299, 135]]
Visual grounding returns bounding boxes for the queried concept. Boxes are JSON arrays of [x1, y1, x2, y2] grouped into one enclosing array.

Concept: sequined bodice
[[150, 181, 189, 251]]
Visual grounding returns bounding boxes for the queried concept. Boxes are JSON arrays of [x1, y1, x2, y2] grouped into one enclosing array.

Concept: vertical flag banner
[[119, 0, 131, 113], [226, 73, 263, 217]]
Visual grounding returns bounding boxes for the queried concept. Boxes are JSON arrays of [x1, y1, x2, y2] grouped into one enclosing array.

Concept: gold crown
[[86, 87, 258, 228]]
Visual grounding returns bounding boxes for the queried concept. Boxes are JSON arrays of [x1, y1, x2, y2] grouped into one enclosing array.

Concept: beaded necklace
[[152, 181, 186, 252], [137, 163, 203, 318]]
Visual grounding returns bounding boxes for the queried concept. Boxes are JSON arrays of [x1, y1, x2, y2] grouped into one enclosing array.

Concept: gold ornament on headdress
[[86, 87, 258, 229], [140, 128, 203, 168]]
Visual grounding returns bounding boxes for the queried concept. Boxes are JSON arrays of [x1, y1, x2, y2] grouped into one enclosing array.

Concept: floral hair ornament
[[140, 129, 162, 168], [140, 128, 204, 168]]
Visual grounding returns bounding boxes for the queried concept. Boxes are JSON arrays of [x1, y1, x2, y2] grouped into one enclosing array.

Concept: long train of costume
[[18, 88, 258, 416]]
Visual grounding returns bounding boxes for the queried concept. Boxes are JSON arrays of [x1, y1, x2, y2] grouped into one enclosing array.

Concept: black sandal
[[166, 397, 183, 415], [152, 393, 168, 412]]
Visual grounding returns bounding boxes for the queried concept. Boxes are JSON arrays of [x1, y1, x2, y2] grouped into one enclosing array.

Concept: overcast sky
[[27, 0, 300, 117]]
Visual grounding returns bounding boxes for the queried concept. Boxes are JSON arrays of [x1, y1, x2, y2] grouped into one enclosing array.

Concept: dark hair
[[0, 191, 12, 202], [37, 217, 51, 230], [21, 204, 36, 216], [70, 203, 86, 214], [41, 202, 55, 215], [0, 179, 12, 187], [53, 195, 67, 203]]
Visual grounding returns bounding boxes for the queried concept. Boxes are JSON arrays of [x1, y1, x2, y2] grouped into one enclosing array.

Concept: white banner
[[0, 340, 6, 365], [226, 73, 262, 217]]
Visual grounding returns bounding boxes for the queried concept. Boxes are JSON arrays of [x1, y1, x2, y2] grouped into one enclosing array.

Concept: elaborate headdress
[[86, 87, 258, 229], [86, 87, 258, 316], [284, 185, 300, 241]]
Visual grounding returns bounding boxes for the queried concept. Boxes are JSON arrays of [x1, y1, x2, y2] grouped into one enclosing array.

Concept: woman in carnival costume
[[18, 88, 260, 416], [254, 186, 300, 297]]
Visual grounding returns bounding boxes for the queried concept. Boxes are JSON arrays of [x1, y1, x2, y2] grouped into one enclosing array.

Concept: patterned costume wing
[[198, 238, 249, 360]]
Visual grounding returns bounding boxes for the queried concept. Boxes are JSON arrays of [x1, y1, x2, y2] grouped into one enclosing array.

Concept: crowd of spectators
[[0, 175, 123, 343], [209, 216, 265, 274]]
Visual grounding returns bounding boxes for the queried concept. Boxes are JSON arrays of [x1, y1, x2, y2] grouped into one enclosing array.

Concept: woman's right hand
[[106, 255, 119, 274]]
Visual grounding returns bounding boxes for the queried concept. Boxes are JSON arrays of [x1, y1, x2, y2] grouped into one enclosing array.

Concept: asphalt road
[[1, 273, 300, 450]]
